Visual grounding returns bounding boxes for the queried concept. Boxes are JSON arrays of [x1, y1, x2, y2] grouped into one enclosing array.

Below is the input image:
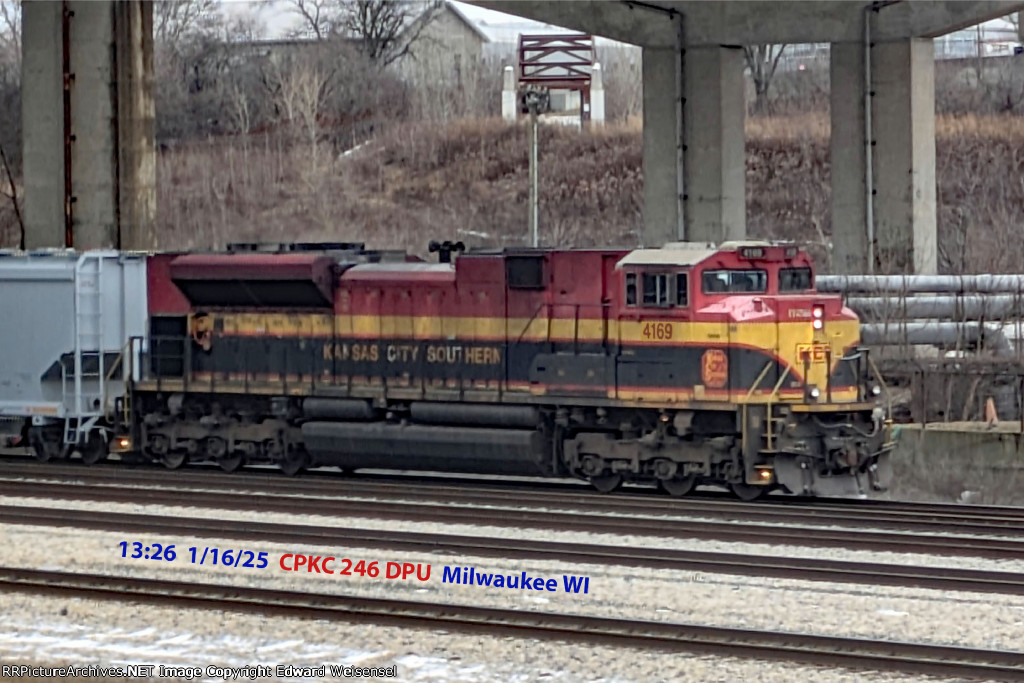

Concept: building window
[[625, 273, 637, 306]]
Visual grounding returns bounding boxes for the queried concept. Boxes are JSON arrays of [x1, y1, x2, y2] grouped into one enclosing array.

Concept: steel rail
[[6, 456, 1016, 522], [6, 504, 1024, 592], [2, 567, 1023, 680], [5, 455, 1024, 529], [3, 472, 1024, 541]]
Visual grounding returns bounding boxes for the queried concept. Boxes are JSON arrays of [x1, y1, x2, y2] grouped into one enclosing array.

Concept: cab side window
[[642, 273, 671, 307], [676, 273, 688, 307], [780, 267, 812, 292], [626, 270, 688, 307]]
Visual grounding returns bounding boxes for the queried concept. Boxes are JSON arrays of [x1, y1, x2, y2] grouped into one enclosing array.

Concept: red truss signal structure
[[517, 34, 595, 121]]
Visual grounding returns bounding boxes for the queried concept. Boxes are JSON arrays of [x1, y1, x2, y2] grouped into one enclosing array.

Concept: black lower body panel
[[301, 421, 549, 476]]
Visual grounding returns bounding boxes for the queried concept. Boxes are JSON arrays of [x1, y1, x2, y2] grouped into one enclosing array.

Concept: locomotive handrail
[[740, 361, 774, 458], [765, 366, 792, 452], [745, 362, 774, 401], [866, 352, 893, 416], [516, 302, 548, 344], [106, 336, 139, 428]]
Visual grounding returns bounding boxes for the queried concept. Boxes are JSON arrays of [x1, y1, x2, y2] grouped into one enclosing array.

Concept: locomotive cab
[[614, 241, 892, 498]]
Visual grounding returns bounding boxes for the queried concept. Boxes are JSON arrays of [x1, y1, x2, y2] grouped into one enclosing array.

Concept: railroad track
[[3, 567, 1023, 680], [5, 503, 1024, 596], [4, 476, 1024, 562], [3, 459, 1024, 538]]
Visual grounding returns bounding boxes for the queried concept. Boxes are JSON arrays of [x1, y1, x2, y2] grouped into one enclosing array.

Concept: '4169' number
[[642, 322, 673, 340]]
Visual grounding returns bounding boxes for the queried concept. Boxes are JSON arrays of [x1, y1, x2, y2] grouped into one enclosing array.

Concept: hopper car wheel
[[29, 431, 64, 463], [217, 453, 245, 473], [161, 452, 188, 470], [658, 474, 697, 497], [589, 473, 623, 494], [731, 483, 768, 502], [79, 433, 108, 466]]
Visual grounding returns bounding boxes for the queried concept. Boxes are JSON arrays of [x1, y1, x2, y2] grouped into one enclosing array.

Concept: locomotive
[[0, 240, 893, 499]]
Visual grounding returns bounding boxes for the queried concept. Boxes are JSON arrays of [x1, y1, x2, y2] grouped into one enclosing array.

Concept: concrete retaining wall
[[891, 422, 1024, 503]]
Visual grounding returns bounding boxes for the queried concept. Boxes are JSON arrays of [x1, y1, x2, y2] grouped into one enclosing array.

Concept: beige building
[[397, 2, 491, 94]]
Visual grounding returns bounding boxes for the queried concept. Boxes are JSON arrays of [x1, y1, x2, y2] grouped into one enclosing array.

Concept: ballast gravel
[[0, 593, 932, 683], [6, 490, 1024, 572], [4, 496, 1024, 648], [0, 488, 1021, 682]]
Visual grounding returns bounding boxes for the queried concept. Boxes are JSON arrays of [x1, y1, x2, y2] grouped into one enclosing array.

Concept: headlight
[[808, 386, 821, 400], [871, 385, 882, 396]]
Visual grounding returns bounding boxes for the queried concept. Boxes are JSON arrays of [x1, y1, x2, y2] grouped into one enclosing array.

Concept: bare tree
[[744, 44, 787, 114], [0, 1, 20, 65], [155, 0, 220, 51], [0, 1, 20, 178], [0, 142, 23, 249], [286, 0, 337, 40], [341, 0, 441, 67]]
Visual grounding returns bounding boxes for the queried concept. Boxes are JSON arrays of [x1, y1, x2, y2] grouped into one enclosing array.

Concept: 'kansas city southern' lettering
[[323, 342, 501, 365]]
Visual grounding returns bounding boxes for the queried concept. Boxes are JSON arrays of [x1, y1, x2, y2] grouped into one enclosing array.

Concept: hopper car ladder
[[62, 253, 106, 446]]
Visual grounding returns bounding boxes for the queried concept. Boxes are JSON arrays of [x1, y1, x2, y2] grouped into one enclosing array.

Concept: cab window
[[676, 273, 688, 307], [780, 267, 813, 292], [642, 273, 671, 307], [625, 273, 638, 306], [702, 269, 768, 294]]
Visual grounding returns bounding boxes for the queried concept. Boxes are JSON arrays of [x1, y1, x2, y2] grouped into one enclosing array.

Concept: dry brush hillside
[[5, 114, 1024, 273]]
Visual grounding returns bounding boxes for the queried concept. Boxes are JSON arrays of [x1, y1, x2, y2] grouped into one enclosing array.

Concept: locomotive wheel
[[589, 473, 623, 494], [659, 474, 697, 497], [161, 452, 188, 470], [731, 483, 768, 502], [217, 453, 245, 473], [278, 449, 308, 477], [79, 433, 108, 466]]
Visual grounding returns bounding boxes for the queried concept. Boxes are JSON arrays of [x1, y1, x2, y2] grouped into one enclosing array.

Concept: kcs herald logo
[[701, 349, 728, 388]]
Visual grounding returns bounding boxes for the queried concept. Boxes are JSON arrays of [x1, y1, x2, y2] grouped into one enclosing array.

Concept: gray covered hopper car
[[0, 250, 147, 461]]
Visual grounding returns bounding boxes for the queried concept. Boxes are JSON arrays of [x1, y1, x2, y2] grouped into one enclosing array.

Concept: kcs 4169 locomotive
[[0, 240, 893, 499]]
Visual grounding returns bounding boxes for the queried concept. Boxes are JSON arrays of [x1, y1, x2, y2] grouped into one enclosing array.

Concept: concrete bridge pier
[[642, 44, 745, 247], [21, 0, 154, 251], [831, 37, 937, 275]]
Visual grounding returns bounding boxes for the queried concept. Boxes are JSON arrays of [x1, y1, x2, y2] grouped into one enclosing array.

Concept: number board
[[641, 322, 674, 341]]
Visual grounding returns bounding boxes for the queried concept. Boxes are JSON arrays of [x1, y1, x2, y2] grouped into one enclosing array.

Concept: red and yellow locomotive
[[125, 239, 892, 499]]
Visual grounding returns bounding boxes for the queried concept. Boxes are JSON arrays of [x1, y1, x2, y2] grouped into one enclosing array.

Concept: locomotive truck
[[0, 240, 893, 499]]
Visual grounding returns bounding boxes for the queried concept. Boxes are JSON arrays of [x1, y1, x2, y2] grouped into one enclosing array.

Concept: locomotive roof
[[616, 243, 718, 269], [341, 262, 456, 284], [615, 240, 794, 269]]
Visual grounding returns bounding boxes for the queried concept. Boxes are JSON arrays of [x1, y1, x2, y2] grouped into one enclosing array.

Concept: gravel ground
[[3, 505, 1024, 653], [4, 491, 1024, 573], [2, 490, 1023, 682], [0, 592, 939, 683]]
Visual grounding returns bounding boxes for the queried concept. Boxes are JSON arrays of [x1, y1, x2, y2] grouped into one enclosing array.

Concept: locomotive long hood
[[168, 253, 336, 308]]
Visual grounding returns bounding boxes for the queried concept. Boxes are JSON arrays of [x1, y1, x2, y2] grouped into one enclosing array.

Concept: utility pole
[[528, 110, 538, 247], [521, 88, 549, 248]]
